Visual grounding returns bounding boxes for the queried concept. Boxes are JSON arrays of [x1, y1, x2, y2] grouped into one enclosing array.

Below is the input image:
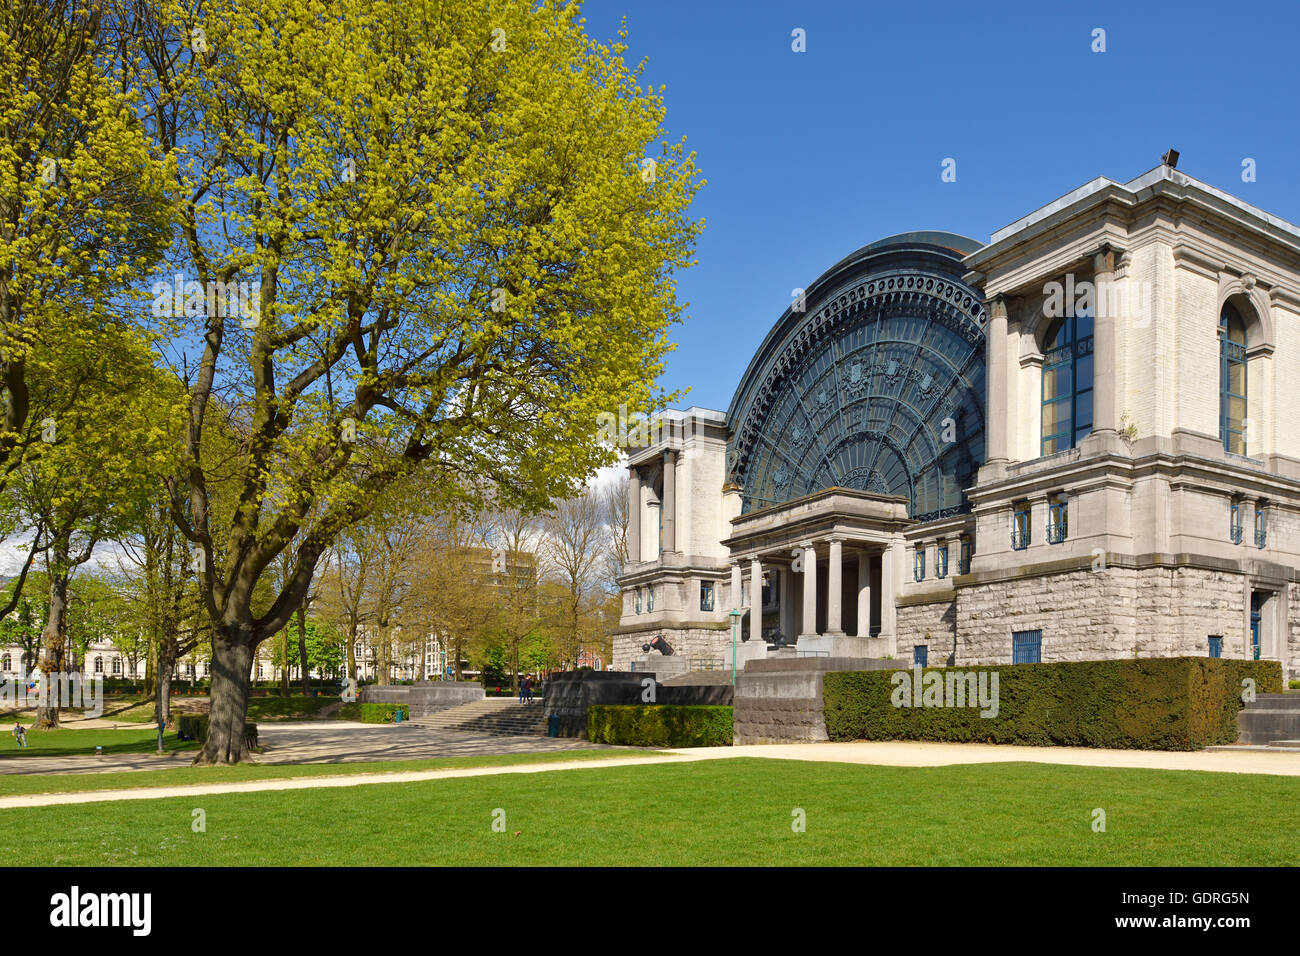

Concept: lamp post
[[728, 609, 742, 686]]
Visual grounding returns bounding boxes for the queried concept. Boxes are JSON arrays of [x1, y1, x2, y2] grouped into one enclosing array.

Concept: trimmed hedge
[[587, 705, 732, 747], [176, 715, 260, 750], [824, 657, 1282, 751], [338, 702, 409, 723]]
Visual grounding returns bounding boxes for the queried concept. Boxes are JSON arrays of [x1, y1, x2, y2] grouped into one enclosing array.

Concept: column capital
[[798, 540, 816, 552]]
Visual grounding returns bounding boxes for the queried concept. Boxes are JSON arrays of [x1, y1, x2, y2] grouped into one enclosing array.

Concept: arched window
[[1220, 303, 1247, 455], [94, 656, 103, 674], [1, 654, 9, 671], [1041, 311, 1094, 456]]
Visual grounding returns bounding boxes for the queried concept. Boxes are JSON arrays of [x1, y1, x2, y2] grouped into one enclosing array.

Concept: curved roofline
[[725, 231, 984, 425]]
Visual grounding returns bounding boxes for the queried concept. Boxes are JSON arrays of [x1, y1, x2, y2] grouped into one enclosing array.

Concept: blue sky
[[582, 0, 1300, 412]]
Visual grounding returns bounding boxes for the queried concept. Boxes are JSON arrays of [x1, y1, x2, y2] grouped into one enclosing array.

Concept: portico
[[721, 487, 911, 661]]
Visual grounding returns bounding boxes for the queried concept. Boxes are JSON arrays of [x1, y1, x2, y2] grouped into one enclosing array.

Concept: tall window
[[94, 657, 103, 674], [1011, 501, 1031, 551], [1207, 636, 1223, 659], [1220, 304, 1247, 455], [959, 538, 972, 575], [647, 587, 655, 611], [1012, 629, 1042, 664], [635, 588, 642, 613], [1041, 311, 1094, 456], [913, 645, 928, 667], [700, 581, 715, 612], [913, 547, 926, 582], [936, 544, 948, 579], [1254, 501, 1267, 549], [1047, 494, 1068, 544], [1229, 499, 1243, 545], [112, 658, 122, 675]]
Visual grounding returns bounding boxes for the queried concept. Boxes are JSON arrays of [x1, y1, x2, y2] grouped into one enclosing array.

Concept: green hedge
[[338, 702, 409, 723], [176, 715, 260, 750], [824, 657, 1282, 751], [587, 705, 732, 747]]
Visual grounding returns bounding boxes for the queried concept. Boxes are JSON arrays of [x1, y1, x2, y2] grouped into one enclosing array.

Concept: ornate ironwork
[[727, 233, 986, 519]]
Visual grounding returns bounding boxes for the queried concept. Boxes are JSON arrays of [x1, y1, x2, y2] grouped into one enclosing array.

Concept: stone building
[[616, 163, 1300, 683]]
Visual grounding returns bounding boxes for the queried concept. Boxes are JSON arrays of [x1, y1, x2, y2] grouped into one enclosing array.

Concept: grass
[[0, 747, 648, 796], [0, 727, 198, 758], [1, 758, 1296, 866]]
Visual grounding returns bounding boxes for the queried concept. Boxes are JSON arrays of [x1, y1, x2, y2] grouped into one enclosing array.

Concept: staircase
[[1235, 694, 1300, 746], [407, 698, 548, 737]]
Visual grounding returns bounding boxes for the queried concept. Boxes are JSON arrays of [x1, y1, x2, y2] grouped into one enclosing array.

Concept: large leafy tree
[[135, 0, 700, 762], [0, 0, 173, 617]]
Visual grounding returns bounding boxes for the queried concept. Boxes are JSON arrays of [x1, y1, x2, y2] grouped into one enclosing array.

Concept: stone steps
[[1236, 694, 1300, 745], [407, 698, 547, 736]]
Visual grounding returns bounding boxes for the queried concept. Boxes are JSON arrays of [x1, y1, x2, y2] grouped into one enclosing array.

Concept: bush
[[337, 702, 409, 723], [176, 715, 260, 750], [1289, 680, 1300, 690], [587, 705, 732, 747], [823, 657, 1282, 751]]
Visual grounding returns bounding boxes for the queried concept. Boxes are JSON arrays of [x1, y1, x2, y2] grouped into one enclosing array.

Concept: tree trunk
[[32, 572, 69, 729], [346, 619, 357, 682], [296, 604, 311, 696], [280, 627, 291, 696], [155, 662, 173, 729], [376, 625, 390, 686], [194, 630, 255, 765]]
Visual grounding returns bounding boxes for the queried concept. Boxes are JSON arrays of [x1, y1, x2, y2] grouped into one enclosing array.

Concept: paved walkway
[[2, 737, 1298, 809], [0, 721, 610, 776]]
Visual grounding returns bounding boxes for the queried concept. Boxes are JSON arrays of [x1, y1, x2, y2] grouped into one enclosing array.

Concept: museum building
[[615, 163, 1300, 683]]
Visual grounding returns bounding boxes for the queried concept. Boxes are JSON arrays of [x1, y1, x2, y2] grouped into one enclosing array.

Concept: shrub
[[587, 705, 732, 747], [337, 702, 409, 723], [823, 657, 1282, 751], [1289, 680, 1300, 690], [176, 715, 259, 750]]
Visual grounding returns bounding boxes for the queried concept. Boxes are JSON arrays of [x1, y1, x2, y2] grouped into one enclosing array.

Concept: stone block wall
[[613, 626, 732, 670], [897, 599, 957, 665]]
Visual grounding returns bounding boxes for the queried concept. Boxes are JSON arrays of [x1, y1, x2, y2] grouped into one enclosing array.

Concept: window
[[1, 655, 9, 671], [936, 545, 948, 579], [94, 657, 103, 674], [647, 587, 655, 611], [1011, 501, 1031, 550], [761, 572, 775, 609], [700, 581, 715, 612], [1255, 501, 1267, 549], [112, 658, 121, 675], [1220, 304, 1247, 455], [913, 547, 926, 582], [1229, 499, 1243, 545], [959, 538, 972, 575], [635, 588, 642, 613], [913, 645, 928, 667], [1012, 629, 1042, 664], [1047, 494, 1068, 544], [1208, 636, 1223, 659], [1041, 311, 1094, 456], [257, 664, 265, 679]]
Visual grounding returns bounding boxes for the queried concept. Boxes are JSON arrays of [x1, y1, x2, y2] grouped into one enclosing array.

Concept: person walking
[[518, 677, 527, 703], [11, 722, 27, 748]]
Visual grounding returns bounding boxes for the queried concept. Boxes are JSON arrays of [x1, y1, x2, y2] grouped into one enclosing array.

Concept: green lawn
[[0, 747, 649, 796], [2, 758, 1296, 866], [0, 727, 198, 758], [92, 694, 343, 723]]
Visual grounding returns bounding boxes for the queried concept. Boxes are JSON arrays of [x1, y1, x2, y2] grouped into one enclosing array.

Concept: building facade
[[616, 164, 1300, 683]]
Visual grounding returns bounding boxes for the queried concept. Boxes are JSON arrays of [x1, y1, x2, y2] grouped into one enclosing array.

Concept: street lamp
[[728, 608, 742, 686]]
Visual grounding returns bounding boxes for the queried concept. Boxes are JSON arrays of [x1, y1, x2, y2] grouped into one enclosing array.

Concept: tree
[[542, 486, 607, 669], [0, 0, 173, 619], [138, 0, 700, 762]]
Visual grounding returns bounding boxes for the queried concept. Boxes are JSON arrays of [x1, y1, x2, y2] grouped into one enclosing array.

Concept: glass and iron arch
[[1040, 310, 1094, 456], [1220, 303, 1247, 455], [726, 232, 987, 520]]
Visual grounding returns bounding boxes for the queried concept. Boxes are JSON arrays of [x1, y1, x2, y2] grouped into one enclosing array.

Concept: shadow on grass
[[0, 728, 200, 759]]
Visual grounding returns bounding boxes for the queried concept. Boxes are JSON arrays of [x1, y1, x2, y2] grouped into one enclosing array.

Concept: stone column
[[627, 467, 641, 565], [881, 536, 902, 645], [749, 557, 763, 644], [856, 549, 872, 637], [661, 450, 677, 553], [985, 295, 1010, 464], [800, 542, 818, 637], [730, 562, 742, 612], [1091, 244, 1118, 436], [826, 537, 844, 635]]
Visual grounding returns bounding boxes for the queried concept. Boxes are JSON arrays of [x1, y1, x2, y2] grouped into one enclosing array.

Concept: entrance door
[[1250, 592, 1262, 660]]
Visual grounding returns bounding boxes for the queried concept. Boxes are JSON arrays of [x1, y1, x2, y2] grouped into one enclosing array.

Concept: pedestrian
[[11, 722, 27, 748], [524, 676, 533, 704], [518, 677, 527, 703]]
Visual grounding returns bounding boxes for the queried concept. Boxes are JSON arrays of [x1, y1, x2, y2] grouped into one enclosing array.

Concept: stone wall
[[1289, 583, 1300, 685], [733, 657, 900, 744], [613, 626, 732, 670], [359, 681, 483, 717], [897, 598, 957, 665]]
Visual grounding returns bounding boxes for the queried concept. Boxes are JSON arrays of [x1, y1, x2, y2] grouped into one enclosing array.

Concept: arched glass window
[[1220, 304, 1247, 455], [1041, 311, 1094, 456]]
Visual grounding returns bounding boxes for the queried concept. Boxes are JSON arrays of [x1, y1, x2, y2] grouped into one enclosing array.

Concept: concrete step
[[1268, 740, 1300, 748]]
